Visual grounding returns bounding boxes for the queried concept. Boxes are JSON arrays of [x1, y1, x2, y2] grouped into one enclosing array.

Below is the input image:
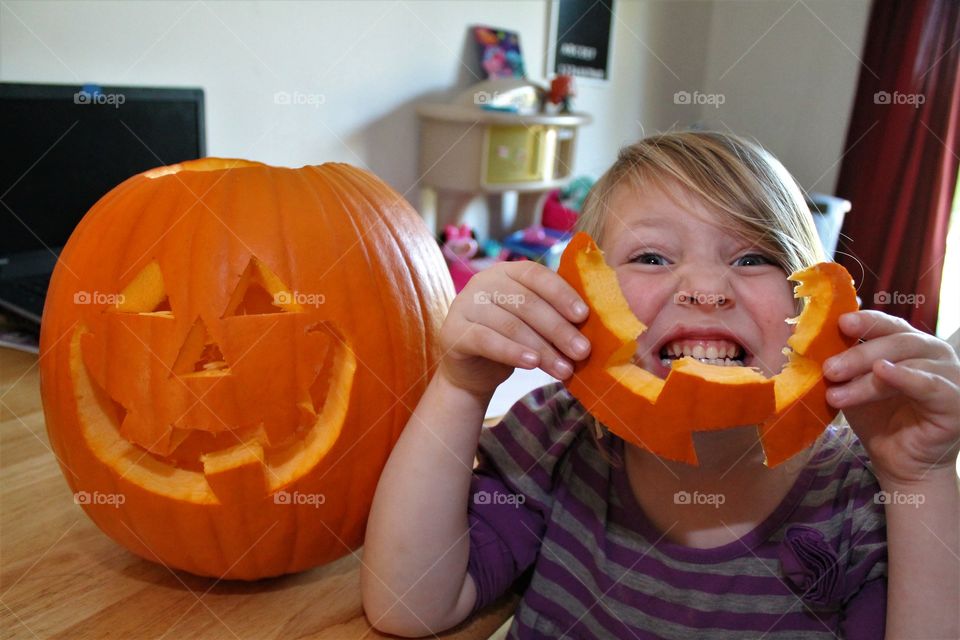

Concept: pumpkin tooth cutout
[[39, 158, 454, 579], [557, 232, 858, 467]]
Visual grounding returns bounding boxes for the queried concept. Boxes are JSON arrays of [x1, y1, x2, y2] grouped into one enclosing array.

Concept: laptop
[[0, 82, 206, 327]]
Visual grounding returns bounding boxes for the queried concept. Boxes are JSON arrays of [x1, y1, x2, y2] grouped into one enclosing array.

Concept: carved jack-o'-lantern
[[39, 159, 453, 579], [558, 232, 858, 466]]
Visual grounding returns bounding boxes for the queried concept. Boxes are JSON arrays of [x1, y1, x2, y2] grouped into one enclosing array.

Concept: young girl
[[361, 132, 960, 639]]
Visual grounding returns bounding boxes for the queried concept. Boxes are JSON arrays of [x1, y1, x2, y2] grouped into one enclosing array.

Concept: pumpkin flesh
[[558, 232, 857, 466], [40, 158, 453, 578]]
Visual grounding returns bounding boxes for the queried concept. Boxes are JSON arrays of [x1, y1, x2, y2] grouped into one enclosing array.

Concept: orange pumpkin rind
[[557, 232, 858, 467], [40, 158, 453, 579]]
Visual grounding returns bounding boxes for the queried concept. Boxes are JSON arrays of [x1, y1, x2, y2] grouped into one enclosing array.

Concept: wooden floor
[[0, 347, 516, 639]]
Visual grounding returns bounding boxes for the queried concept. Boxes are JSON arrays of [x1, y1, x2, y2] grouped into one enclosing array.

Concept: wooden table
[[0, 347, 517, 639]]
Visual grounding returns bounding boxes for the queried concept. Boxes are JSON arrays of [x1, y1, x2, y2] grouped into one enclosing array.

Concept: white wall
[[1, 0, 868, 217], [643, 0, 871, 194], [0, 1, 642, 206]]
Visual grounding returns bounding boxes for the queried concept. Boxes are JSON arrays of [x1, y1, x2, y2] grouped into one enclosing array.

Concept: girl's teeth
[[659, 338, 745, 361], [660, 356, 744, 369]]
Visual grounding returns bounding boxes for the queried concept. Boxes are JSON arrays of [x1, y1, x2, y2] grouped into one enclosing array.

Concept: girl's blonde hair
[[577, 130, 846, 468], [576, 130, 826, 276]]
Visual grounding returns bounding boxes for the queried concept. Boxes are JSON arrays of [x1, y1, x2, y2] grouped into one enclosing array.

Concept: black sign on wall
[[550, 0, 614, 81]]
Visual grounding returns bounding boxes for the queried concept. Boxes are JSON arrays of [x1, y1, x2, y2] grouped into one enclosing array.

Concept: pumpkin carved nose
[[41, 159, 454, 580]]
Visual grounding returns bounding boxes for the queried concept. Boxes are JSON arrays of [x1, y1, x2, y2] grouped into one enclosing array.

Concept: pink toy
[[441, 224, 480, 292], [541, 190, 579, 231]]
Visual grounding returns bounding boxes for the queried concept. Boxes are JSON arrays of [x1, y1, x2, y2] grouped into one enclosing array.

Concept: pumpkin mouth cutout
[[75, 257, 357, 502], [558, 232, 858, 466]]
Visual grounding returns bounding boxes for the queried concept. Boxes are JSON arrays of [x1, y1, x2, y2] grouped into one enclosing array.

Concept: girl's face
[[600, 180, 797, 379]]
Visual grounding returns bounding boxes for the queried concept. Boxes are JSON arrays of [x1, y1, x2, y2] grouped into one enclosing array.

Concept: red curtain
[[835, 0, 960, 334]]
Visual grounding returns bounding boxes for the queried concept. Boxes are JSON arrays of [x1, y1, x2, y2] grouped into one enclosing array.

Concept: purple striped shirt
[[466, 383, 886, 639]]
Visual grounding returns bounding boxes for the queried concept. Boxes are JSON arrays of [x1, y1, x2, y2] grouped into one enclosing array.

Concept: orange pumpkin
[[39, 158, 454, 579], [557, 232, 858, 466]]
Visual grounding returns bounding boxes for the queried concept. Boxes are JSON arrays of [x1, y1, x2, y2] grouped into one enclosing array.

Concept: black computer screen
[[0, 83, 205, 258]]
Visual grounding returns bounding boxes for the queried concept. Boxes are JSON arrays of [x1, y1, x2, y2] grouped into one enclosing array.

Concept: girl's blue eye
[[629, 252, 668, 266], [734, 253, 772, 267]]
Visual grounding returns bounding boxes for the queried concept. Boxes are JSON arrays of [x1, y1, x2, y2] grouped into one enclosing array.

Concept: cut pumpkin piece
[[557, 232, 858, 466]]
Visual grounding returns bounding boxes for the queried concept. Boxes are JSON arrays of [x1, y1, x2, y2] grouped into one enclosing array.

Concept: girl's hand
[[823, 310, 960, 485], [437, 261, 590, 398]]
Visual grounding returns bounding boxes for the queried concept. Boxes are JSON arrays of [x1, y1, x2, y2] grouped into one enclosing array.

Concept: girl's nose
[[673, 269, 734, 309]]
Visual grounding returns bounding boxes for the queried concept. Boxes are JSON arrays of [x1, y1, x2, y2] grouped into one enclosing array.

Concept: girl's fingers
[[457, 323, 541, 370], [824, 331, 948, 382], [825, 312, 954, 382], [507, 261, 589, 324], [871, 358, 960, 419], [826, 358, 958, 415], [468, 302, 574, 379], [837, 309, 913, 339], [487, 280, 590, 361]]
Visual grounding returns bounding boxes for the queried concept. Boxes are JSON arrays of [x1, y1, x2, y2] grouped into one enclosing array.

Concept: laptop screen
[[0, 83, 205, 267]]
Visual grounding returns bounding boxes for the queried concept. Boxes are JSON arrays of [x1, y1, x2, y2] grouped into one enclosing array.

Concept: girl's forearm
[[361, 371, 490, 635], [882, 470, 960, 639]]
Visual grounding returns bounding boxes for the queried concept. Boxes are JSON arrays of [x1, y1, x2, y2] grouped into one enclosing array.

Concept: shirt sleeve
[[465, 382, 588, 614]]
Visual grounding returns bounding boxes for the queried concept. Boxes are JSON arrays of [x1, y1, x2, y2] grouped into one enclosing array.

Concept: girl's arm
[[824, 310, 960, 638], [360, 373, 488, 637], [882, 470, 959, 638], [361, 262, 589, 637]]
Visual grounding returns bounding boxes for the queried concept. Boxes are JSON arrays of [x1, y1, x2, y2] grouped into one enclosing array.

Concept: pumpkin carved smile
[[557, 232, 858, 467], [40, 158, 453, 579]]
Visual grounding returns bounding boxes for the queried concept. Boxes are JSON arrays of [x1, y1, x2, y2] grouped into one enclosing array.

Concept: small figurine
[[549, 74, 575, 113]]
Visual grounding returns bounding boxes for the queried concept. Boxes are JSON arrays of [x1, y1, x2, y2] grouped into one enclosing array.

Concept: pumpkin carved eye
[[40, 159, 453, 579], [558, 232, 858, 467]]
